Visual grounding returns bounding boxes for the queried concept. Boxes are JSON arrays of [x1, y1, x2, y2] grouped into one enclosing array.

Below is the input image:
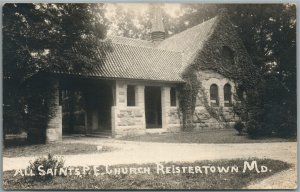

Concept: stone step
[[86, 131, 112, 138]]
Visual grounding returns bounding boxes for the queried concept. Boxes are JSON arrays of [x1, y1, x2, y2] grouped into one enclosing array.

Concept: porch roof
[[54, 37, 184, 83], [53, 16, 219, 83]]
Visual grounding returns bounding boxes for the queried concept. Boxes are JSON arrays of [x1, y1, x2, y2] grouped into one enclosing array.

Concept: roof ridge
[[161, 16, 218, 43], [107, 35, 150, 43], [184, 17, 220, 64], [109, 38, 183, 54]]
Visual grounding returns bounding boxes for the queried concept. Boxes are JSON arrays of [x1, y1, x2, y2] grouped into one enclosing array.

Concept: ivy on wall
[[178, 11, 260, 130]]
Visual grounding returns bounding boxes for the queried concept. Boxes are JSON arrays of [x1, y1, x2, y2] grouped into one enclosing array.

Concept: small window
[[127, 85, 135, 106], [221, 46, 234, 65], [170, 87, 176, 106], [224, 83, 232, 107], [210, 84, 219, 107]]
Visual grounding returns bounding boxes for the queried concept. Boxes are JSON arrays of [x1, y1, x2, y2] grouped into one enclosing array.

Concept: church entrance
[[145, 86, 162, 129]]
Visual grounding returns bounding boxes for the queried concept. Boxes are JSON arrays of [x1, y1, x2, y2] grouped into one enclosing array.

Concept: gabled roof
[[55, 16, 220, 83], [158, 16, 218, 66], [55, 38, 183, 82], [95, 43, 183, 82], [108, 35, 154, 48]]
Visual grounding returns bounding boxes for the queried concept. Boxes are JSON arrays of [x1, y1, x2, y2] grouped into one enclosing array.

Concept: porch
[[46, 77, 182, 142], [60, 77, 114, 137]]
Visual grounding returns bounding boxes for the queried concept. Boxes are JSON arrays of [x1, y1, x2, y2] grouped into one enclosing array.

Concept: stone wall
[[111, 81, 146, 137], [192, 70, 240, 130], [111, 81, 181, 137], [112, 107, 146, 137], [166, 107, 181, 132]]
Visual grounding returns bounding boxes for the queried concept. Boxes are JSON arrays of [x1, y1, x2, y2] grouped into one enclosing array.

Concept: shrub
[[246, 119, 264, 138], [28, 153, 64, 180], [234, 121, 244, 135]]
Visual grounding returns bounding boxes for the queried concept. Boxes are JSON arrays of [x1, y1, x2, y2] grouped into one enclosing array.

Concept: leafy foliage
[[108, 4, 296, 137], [3, 3, 108, 81], [175, 4, 296, 137], [3, 3, 109, 142], [234, 121, 245, 135], [28, 153, 64, 180]]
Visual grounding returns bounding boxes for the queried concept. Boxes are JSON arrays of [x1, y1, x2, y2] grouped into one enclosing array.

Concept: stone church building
[[45, 7, 252, 142]]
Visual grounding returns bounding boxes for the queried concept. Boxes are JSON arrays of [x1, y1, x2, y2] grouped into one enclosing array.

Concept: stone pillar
[[161, 87, 170, 130], [135, 85, 145, 107], [46, 79, 62, 143], [111, 106, 117, 137], [116, 81, 127, 107], [136, 85, 145, 129], [219, 84, 224, 107], [111, 82, 146, 137]]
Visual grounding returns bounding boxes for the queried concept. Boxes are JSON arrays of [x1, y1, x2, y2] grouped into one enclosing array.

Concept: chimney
[[150, 4, 165, 43]]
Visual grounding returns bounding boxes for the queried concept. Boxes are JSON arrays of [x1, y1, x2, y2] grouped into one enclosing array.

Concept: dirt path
[[245, 167, 297, 189], [3, 139, 297, 189]]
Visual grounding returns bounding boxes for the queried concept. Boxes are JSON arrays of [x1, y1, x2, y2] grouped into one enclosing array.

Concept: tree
[[106, 4, 296, 137], [104, 4, 296, 137], [106, 5, 151, 40], [172, 4, 296, 137], [3, 3, 110, 143], [105, 4, 174, 40]]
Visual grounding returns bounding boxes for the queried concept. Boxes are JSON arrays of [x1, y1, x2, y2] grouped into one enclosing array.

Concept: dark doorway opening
[[61, 89, 86, 135], [85, 80, 113, 134], [145, 86, 162, 128]]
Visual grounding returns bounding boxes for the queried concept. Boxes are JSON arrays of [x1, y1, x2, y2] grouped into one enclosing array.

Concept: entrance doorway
[[85, 81, 112, 134], [145, 86, 162, 128]]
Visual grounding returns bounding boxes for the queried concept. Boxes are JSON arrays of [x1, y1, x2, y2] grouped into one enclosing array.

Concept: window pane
[[210, 84, 219, 106], [224, 84, 231, 107], [127, 85, 135, 106], [170, 87, 176, 106]]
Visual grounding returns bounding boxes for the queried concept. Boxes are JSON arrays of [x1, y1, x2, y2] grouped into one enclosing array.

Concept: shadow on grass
[[3, 136, 115, 158], [119, 129, 297, 144]]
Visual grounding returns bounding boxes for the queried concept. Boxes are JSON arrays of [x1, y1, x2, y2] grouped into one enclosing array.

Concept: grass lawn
[[119, 129, 296, 143], [3, 141, 113, 158], [3, 158, 290, 190]]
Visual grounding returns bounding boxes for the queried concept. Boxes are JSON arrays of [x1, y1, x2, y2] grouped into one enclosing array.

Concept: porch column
[[111, 81, 127, 137], [46, 79, 62, 143], [161, 87, 170, 130], [135, 85, 145, 107], [219, 82, 225, 107], [116, 82, 127, 107], [136, 85, 146, 129]]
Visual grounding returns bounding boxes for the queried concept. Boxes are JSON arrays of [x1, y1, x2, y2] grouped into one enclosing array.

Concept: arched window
[[221, 46, 234, 65], [210, 84, 219, 107], [224, 83, 232, 107]]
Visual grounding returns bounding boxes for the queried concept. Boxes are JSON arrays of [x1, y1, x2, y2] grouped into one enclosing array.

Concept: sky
[[104, 3, 183, 19], [104, 3, 184, 36]]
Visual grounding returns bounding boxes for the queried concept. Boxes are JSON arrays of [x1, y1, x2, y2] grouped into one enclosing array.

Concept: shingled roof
[[108, 35, 154, 48], [158, 17, 218, 67], [55, 37, 183, 82], [55, 16, 220, 83]]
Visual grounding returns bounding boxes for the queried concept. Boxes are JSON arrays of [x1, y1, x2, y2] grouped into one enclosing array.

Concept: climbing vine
[[177, 12, 260, 131], [177, 69, 199, 131]]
